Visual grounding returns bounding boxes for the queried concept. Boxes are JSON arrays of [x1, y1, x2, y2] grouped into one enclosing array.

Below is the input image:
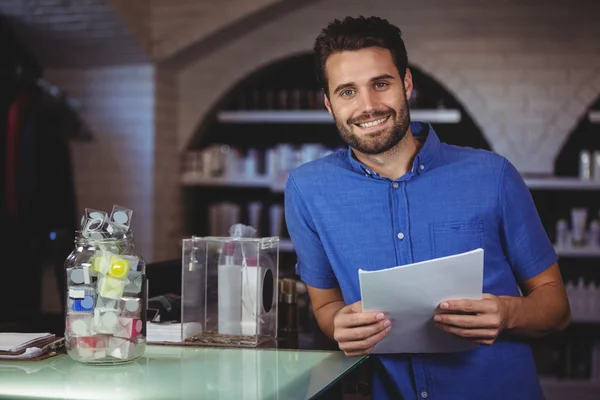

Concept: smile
[[355, 116, 389, 128]]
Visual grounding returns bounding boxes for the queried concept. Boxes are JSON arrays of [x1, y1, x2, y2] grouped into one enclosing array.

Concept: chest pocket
[[430, 220, 484, 259]]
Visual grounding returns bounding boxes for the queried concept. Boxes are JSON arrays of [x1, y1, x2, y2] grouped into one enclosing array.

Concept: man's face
[[323, 47, 413, 155]]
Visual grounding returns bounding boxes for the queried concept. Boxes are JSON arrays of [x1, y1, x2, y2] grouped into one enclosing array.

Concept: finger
[[334, 319, 391, 342], [433, 322, 497, 339], [433, 313, 501, 329], [344, 345, 375, 357], [472, 339, 496, 345], [338, 324, 390, 353], [439, 299, 494, 314], [336, 311, 386, 328]]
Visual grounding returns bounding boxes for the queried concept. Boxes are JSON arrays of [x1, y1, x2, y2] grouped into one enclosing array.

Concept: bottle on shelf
[[571, 208, 588, 248], [579, 150, 592, 181]]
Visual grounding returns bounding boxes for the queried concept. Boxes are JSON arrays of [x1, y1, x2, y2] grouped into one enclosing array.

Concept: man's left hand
[[433, 294, 509, 345]]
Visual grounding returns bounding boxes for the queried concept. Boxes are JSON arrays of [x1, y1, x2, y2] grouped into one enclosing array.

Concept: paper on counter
[[358, 248, 484, 354]]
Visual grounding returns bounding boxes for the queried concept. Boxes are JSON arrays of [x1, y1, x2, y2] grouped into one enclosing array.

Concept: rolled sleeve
[[499, 159, 558, 281], [284, 175, 338, 289]]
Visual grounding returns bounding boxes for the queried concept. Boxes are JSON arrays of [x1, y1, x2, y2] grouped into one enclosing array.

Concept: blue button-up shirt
[[284, 122, 557, 400]]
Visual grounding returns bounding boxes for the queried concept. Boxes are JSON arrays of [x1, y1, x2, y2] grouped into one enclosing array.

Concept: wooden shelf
[[590, 110, 600, 124], [217, 109, 462, 124], [524, 177, 600, 190]]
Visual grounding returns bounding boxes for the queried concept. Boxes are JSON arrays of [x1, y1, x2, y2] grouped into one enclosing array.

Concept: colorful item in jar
[[107, 255, 133, 279], [124, 271, 143, 295], [68, 285, 94, 300], [109, 205, 133, 231], [96, 295, 118, 310], [67, 314, 95, 336], [67, 266, 91, 285], [97, 275, 126, 299], [119, 297, 141, 318], [108, 337, 137, 360], [73, 336, 108, 360], [90, 250, 111, 275], [114, 317, 143, 340], [70, 295, 95, 313], [94, 309, 119, 334], [81, 208, 108, 238]]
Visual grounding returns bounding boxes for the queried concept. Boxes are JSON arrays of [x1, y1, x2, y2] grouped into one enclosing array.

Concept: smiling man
[[284, 16, 571, 400]]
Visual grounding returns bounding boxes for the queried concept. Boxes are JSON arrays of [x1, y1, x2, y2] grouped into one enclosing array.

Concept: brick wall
[[177, 0, 600, 174], [45, 65, 156, 261]]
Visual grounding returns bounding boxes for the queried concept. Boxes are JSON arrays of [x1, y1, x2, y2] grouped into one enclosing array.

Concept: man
[[284, 16, 571, 400]]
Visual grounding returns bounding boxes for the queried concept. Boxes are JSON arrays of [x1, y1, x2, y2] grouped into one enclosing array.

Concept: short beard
[[334, 105, 410, 155]]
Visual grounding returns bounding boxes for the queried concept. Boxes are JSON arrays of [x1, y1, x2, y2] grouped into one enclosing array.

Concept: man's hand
[[433, 294, 509, 345], [333, 301, 391, 356]]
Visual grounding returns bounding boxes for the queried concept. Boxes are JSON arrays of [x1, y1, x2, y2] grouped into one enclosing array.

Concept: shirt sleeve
[[284, 175, 338, 289], [499, 158, 558, 281]]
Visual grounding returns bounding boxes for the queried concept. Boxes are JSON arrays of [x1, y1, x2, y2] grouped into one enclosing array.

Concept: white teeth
[[358, 117, 387, 128]]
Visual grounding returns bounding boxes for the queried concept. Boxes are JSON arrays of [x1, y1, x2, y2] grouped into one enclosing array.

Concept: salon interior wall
[[17, 0, 600, 264], [177, 0, 600, 176]]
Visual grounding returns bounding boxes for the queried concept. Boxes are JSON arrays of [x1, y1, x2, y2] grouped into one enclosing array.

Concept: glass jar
[[64, 231, 147, 364]]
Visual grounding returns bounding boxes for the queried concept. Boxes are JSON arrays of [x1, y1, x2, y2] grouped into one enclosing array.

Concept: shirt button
[[397, 232, 404, 240], [392, 182, 399, 189], [421, 392, 428, 399], [420, 165, 425, 171]]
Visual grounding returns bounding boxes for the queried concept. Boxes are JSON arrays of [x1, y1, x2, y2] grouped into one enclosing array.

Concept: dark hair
[[313, 16, 408, 95]]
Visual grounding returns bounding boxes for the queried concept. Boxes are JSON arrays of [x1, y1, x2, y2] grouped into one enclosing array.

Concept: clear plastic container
[[181, 236, 279, 347], [64, 231, 147, 364]]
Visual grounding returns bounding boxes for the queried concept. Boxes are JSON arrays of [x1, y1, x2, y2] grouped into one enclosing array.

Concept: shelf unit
[[540, 377, 600, 400], [183, 174, 600, 193], [541, 377, 600, 389], [280, 239, 294, 252], [217, 109, 462, 124], [183, 174, 600, 256], [524, 177, 600, 190], [554, 245, 600, 258]]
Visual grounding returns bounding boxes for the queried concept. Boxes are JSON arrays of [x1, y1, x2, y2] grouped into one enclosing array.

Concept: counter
[[0, 345, 366, 399]]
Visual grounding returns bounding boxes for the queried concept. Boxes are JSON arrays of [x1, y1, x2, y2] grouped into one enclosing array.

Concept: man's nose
[[357, 90, 378, 112]]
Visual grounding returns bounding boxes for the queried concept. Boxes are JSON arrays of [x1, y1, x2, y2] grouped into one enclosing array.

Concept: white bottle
[[585, 281, 597, 322], [565, 280, 576, 321], [556, 219, 569, 248], [591, 220, 600, 248], [218, 242, 242, 335], [591, 282, 600, 323], [574, 277, 586, 321]]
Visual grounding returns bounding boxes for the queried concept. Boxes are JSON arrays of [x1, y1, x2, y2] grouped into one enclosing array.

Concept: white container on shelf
[[580, 150, 592, 181], [571, 208, 588, 247], [556, 219, 570, 247]]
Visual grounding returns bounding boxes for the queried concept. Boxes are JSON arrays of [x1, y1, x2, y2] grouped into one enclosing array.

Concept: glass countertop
[[0, 345, 366, 400]]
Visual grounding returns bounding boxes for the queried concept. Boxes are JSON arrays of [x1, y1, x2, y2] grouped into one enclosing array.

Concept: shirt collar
[[345, 121, 441, 179]]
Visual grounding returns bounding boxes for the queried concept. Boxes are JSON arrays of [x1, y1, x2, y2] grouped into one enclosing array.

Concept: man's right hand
[[333, 301, 391, 356]]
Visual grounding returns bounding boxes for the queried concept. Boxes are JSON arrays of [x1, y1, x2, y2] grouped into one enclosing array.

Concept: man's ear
[[324, 90, 333, 116], [403, 68, 413, 101]]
